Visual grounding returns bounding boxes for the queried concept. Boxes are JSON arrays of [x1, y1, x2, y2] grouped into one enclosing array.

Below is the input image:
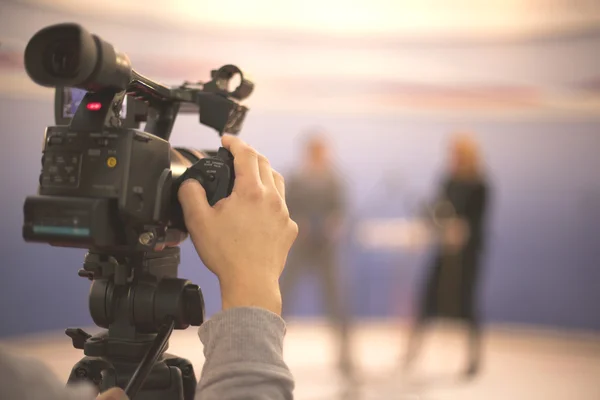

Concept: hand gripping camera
[[22, 23, 254, 400]]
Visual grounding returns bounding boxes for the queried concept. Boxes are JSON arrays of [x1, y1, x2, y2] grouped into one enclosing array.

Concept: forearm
[[220, 277, 282, 315], [197, 307, 294, 400]]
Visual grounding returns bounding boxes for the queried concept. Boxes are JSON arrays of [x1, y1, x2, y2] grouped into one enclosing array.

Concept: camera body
[[23, 126, 171, 249], [22, 23, 253, 252]]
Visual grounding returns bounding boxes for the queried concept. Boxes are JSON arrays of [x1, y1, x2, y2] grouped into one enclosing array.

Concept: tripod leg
[[68, 357, 117, 394], [68, 356, 186, 400], [164, 354, 197, 400], [134, 364, 185, 400]]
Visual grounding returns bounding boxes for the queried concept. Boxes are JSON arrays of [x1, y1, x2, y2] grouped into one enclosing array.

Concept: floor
[[2, 320, 599, 400]]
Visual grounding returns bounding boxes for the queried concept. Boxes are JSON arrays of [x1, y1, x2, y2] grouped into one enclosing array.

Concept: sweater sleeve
[[196, 307, 294, 400]]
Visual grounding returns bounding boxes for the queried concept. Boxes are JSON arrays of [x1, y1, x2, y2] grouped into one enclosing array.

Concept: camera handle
[[176, 147, 235, 206], [169, 147, 235, 231]]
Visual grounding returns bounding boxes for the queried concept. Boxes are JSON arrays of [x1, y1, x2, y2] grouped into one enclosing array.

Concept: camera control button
[[96, 138, 110, 147], [49, 136, 63, 146], [106, 157, 117, 168]]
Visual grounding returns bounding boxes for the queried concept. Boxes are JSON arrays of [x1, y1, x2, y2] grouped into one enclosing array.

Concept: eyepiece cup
[[24, 23, 132, 92], [25, 23, 98, 88]]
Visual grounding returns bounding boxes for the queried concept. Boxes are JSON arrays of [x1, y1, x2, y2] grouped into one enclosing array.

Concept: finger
[[178, 180, 214, 233], [97, 387, 128, 400], [257, 153, 276, 188], [272, 170, 285, 201], [221, 135, 260, 188]]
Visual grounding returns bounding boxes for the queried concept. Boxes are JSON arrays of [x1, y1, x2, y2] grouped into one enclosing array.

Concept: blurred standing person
[[403, 133, 491, 379], [281, 131, 354, 381]]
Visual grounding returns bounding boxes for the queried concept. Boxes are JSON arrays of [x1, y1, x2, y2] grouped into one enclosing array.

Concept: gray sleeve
[[0, 346, 96, 400], [197, 307, 294, 400]]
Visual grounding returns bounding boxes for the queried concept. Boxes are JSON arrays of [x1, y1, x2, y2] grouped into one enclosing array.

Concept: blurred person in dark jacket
[[403, 133, 491, 379], [281, 131, 354, 380]]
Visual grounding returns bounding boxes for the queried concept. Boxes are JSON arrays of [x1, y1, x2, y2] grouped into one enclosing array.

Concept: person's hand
[[178, 135, 298, 315], [96, 387, 128, 400]]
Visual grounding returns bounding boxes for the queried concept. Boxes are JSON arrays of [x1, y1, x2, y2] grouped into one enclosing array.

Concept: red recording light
[[87, 102, 102, 111]]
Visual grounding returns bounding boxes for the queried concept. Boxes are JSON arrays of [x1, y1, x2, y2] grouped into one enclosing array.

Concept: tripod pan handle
[[125, 317, 175, 399]]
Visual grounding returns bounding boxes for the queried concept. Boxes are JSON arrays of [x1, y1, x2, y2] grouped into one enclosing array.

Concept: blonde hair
[[450, 133, 483, 180]]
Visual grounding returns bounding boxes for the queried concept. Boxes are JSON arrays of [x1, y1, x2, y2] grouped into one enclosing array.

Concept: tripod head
[[64, 247, 201, 399]]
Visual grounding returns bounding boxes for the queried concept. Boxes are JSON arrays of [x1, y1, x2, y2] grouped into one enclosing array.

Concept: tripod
[[64, 246, 204, 400]]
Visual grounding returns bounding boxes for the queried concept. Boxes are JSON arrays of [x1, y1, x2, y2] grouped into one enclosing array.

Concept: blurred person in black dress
[[281, 131, 355, 381], [403, 133, 490, 379]]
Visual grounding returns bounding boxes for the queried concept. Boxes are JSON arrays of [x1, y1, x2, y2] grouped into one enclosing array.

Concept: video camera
[[23, 22, 253, 252], [21, 23, 254, 400]]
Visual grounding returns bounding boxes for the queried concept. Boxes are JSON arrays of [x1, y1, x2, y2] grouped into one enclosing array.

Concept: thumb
[[178, 180, 214, 228], [96, 387, 128, 400]]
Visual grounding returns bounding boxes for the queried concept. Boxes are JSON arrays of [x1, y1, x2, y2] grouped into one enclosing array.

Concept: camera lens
[[42, 37, 80, 78]]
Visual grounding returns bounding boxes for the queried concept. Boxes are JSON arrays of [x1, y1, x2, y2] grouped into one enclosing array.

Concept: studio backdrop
[[0, 0, 599, 337]]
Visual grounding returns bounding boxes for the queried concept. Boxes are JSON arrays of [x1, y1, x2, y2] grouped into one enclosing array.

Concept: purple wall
[[1, 97, 599, 337], [1, 1, 599, 336]]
